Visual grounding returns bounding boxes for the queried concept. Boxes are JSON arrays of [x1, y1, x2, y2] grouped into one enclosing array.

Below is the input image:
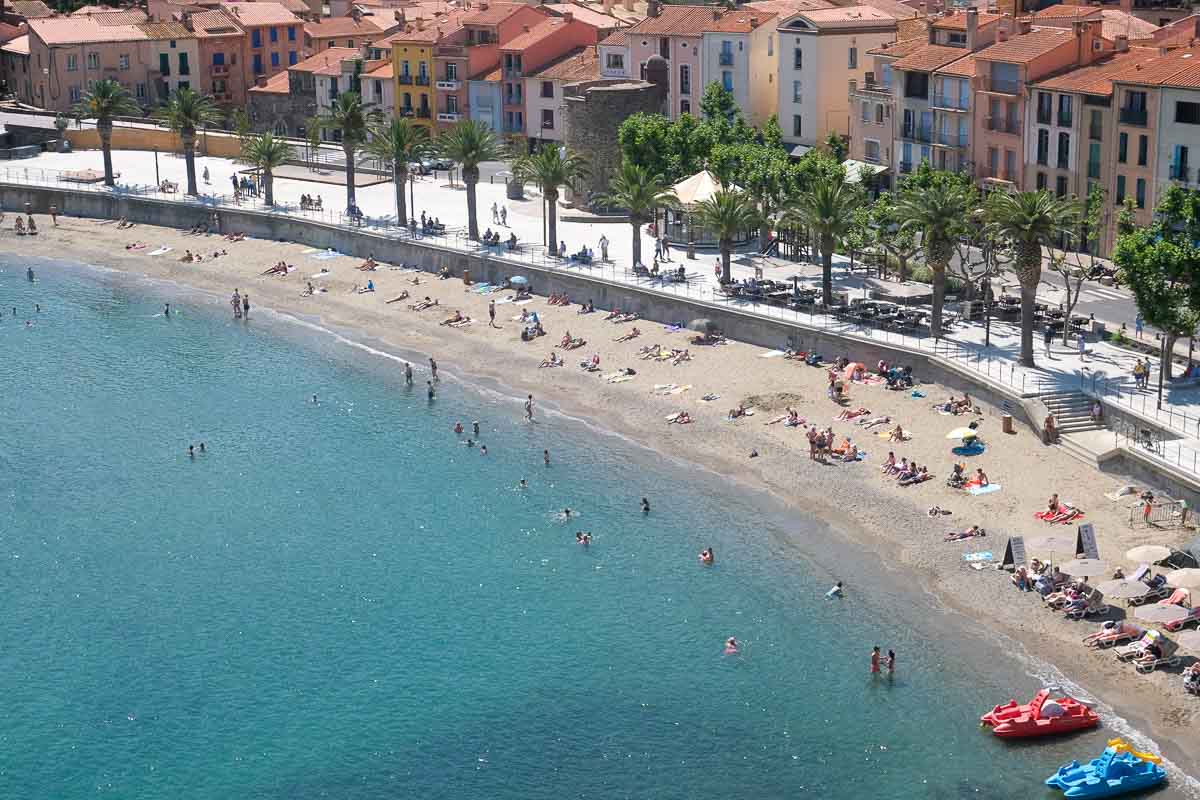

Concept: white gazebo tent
[[841, 159, 888, 184], [665, 170, 746, 247]]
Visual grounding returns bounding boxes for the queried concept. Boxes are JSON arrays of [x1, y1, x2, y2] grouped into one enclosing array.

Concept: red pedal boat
[[980, 688, 1099, 739]]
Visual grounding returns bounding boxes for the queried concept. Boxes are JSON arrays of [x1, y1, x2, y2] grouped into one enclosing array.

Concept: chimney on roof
[[255, 75, 267, 87], [394, 8, 403, 23], [749, 15, 758, 26], [231, 5, 239, 15], [479, 1, 488, 10], [1116, 33, 1128, 51], [181, 9, 193, 29], [965, 7, 978, 50], [996, 22, 1006, 41], [417, 16, 424, 28]]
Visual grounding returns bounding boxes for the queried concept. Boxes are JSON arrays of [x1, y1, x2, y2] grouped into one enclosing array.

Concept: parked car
[[422, 157, 454, 171], [407, 161, 430, 175]]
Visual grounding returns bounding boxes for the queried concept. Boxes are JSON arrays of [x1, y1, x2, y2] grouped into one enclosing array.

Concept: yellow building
[[388, 29, 436, 131]]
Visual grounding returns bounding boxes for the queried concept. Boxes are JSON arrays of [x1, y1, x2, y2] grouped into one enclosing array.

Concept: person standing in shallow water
[[242, 293, 250, 318], [429, 357, 439, 381], [870, 646, 881, 675], [427, 380, 435, 401], [404, 362, 413, 385]]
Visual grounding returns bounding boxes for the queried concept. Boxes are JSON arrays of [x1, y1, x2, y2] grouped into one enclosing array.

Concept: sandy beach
[[9, 216, 1199, 771]]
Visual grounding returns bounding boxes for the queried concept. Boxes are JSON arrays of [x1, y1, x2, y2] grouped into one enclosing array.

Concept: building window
[[447, 95, 458, 113], [1036, 129, 1048, 165], [861, 100, 869, 122], [793, 114, 802, 137], [1088, 142, 1101, 179], [848, 47, 857, 69], [1004, 149, 1015, 180], [793, 47, 802, 70], [446, 63, 458, 80], [1057, 132, 1069, 169], [1173, 144, 1190, 180], [1177, 101, 1200, 124], [1037, 91, 1052, 125], [1055, 175, 1068, 197], [541, 108, 554, 129], [605, 52, 623, 71], [252, 29, 262, 48], [1089, 109, 1102, 140], [864, 139, 880, 163], [86, 52, 99, 70], [373, 79, 382, 101], [768, 35, 773, 57], [1137, 134, 1148, 166], [68, 84, 80, 102], [679, 64, 690, 95], [136, 82, 146, 98], [722, 70, 732, 92], [1118, 132, 1127, 163], [270, 52, 279, 68], [159, 53, 170, 75], [1136, 177, 1146, 208], [288, 25, 296, 41], [253, 54, 263, 74], [1036, 172, 1046, 190], [289, 51, 297, 65], [541, 80, 553, 98], [1116, 174, 1126, 204], [66, 54, 77, 72], [1058, 94, 1072, 127], [720, 40, 733, 66], [659, 37, 669, 59], [680, 99, 690, 115], [179, 52, 190, 76], [119, 54, 130, 70], [792, 80, 801, 103], [270, 26, 278, 42]]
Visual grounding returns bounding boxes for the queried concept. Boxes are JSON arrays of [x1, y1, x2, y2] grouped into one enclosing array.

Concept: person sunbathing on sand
[[945, 525, 985, 542], [860, 415, 890, 429], [837, 407, 869, 421], [841, 443, 859, 462], [540, 352, 562, 368], [125, 241, 146, 250], [409, 297, 437, 311], [386, 291, 410, 304], [441, 310, 466, 326], [785, 409, 804, 427], [669, 411, 692, 424], [359, 256, 377, 271], [888, 424, 908, 442], [615, 327, 641, 342], [899, 465, 929, 486], [604, 308, 621, 320], [580, 354, 600, 372], [728, 404, 748, 420], [880, 452, 895, 473], [671, 349, 691, 365]]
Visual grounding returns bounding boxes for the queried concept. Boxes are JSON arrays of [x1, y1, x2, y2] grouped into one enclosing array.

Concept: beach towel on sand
[[310, 250, 340, 260], [962, 551, 993, 562], [149, 246, 172, 256], [968, 484, 1002, 496]]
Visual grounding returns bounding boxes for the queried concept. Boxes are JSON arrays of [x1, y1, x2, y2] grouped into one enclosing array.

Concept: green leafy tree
[[694, 187, 760, 283], [985, 190, 1082, 367], [437, 119, 507, 240], [316, 92, 378, 213], [230, 108, 251, 142], [72, 78, 140, 187], [365, 117, 429, 227], [239, 133, 294, 206], [700, 81, 739, 122], [1116, 197, 1138, 236], [600, 160, 677, 269], [784, 179, 862, 305], [761, 114, 784, 150], [823, 132, 847, 162], [709, 141, 790, 250], [154, 87, 222, 196], [895, 180, 974, 335], [512, 145, 589, 255], [868, 192, 919, 281]]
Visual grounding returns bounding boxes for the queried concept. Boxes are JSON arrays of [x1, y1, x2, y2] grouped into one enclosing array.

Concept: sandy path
[[9, 216, 1199, 767]]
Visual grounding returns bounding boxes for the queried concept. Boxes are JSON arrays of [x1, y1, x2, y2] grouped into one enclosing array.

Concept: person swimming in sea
[[544, 449, 550, 466], [187, 444, 195, 458], [699, 547, 714, 565], [558, 508, 572, 521], [480, 445, 487, 456], [518, 479, 527, 489], [885, 649, 896, 674], [26, 267, 34, 282], [641, 497, 650, 514], [466, 438, 475, 448], [312, 394, 319, 404], [473, 421, 480, 437], [164, 303, 170, 317], [724, 637, 739, 655], [454, 421, 464, 435], [827, 581, 844, 597], [427, 380, 435, 401], [199, 443, 206, 453], [405, 362, 413, 385]]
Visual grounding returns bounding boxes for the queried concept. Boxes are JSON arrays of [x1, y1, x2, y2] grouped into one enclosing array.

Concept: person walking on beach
[[654, 235, 663, 260], [525, 394, 534, 422], [489, 300, 497, 328], [232, 289, 242, 319], [429, 357, 439, 381], [661, 233, 671, 262], [870, 646, 881, 675], [405, 362, 413, 385]]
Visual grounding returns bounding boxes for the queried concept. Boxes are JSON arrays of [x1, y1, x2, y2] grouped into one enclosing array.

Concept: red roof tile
[[866, 36, 925, 57], [931, 9, 1000, 28], [974, 27, 1073, 64], [461, 2, 539, 27], [305, 16, 383, 40], [502, 17, 578, 51], [289, 45, 360, 75], [628, 5, 721, 36], [705, 9, 776, 32], [892, 43, 968, 71], [529, 45, 600, 79], [598, 28, 627, 46], [188, 9, 245, 37], [248, 69, 291, 93], [1032, 4, 1099, 19], [1, 33, 29, 54], [936, 52, 975, 77], [1110, 45, 1200, 86], [221, 1, 300, 27]]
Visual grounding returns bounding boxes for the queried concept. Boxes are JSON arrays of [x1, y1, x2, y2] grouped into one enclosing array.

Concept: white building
[[525, 46, 600, 145], [1155, 83, 1200, 191], [700, 10, 778, 128], [598, 29, 629, 77]]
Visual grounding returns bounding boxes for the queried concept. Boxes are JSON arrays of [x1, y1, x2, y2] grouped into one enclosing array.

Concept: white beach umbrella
[[1060, 558, 1109, 578], [946, 427, 976, 439], [1134, 604, 1192, 624], [1176, 630, 1200, 653], [1126, 545, 1173, 563], [1096, 579, 1158, 599], [1166, 569, 1200, 589], [1028, 534, 1077, 555]]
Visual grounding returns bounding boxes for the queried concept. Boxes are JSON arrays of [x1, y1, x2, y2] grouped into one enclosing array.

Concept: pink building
[[626, 5, 713, 118], [498, 14, 600, 135]]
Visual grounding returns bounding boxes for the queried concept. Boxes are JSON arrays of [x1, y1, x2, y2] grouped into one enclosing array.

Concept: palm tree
[[317, 92, 377, 213], [599, 161, 676, 269], [512, 145, 588, 255], [365, 117, 428, 227], [239, 133, 294, 207], [436, 119, 506, 240], [986, 190, 1081, 367], [694, 187, 760, 284], [153, 87, 222, 196], [72, 79, 140, 187], [784, 180, 861, 306], [895, 182, 972, 336]]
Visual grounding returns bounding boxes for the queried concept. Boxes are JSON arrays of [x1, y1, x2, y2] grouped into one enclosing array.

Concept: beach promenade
[[5, 147, 1200, 486]]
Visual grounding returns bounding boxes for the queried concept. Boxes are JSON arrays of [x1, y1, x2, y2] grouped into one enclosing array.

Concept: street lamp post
[[153, 147, 160, 187], [1158, 334, 1167, 410], [409, 172, 415, 228]]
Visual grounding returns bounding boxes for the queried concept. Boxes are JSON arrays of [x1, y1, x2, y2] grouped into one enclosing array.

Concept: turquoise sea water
[[0, 258, 1187, 799]]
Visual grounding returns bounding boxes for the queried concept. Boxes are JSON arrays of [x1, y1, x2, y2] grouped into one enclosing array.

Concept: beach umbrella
[[1097, 579, 1155, 599], [509, 276, 529, 287], [1176, 630, 1200, 653], [1134, 604, 1192, 624], [945, 427, 976, 439], [1126, 545, 1173, 563], [1060, 558, 1109, 578], [1166, 568, 1200, 589], [1028, 533, 1076, 554], [688, 318, 717, 333]]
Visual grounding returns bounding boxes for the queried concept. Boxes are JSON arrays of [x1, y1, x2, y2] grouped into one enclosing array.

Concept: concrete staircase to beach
[[1041, 390, 1106, 435]]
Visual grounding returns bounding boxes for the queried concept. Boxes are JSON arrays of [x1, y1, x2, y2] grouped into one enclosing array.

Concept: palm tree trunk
[[466, 175, 479, 240], [821, 234, 834, 306], [1164, 333, 1177, 380], [631, 220, 642, 268], [897, 254, 908, 283], [264, 169, 274, 206], [721, 239, 731, 284], [758, 202, 771, 252], [546, 187, 558, 255], [931, 265, 946, 337], [99, 123, 114, 187], [394, 159, 407, 227], [182, 129, 198, 196], [1019, 282, 1037, 368], [344, 144, 357, 212]]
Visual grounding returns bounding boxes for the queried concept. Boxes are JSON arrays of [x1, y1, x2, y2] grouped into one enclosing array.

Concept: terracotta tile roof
[[1111, 46, 1200, 86], [248, 69, 291, 93], [0, 21, 26, 42], [1158, 60, 1200, 87], [936, 52, 975, 77], [543, 3, 622, 29], [794, 5, 898, 26], [289, 45, 360, 75], [1032, 4, 1099, 19], [502, 17, 575, 51], [932, 10, 1001, 29], [1099, 10, 1159, 41], [90, 9, 151, 25], [9, 1, 53, 19], [305, 15, 383, 39], [30, 16, 151, 45], [1031, 48, 1154, 94], [598, 28, 627, 46], [530, 45, 599, 79], [221, 2, 301, 27], [1, 33, 29, 54], [364, 59, 392, 78], [892, 43, 967, 71], [974, 27, 1073, 64], [138, 20, 195, 38], [866, 36, 924, 57], [705, 9, 776, 32], [628, 5, 720, 36], [473, 65, 501, 81], [1151, 14, 1200, 47], [278, 0, 311, 14], [461, 2, 537, 26], [856, 0, 921, 19], [744, 0, 835, 12], [188, 9, 245, 37]]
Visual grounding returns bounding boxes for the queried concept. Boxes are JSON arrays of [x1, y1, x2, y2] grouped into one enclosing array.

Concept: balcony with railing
[[1119, 107, 1148, 126], [900, 125, 933, 144], [399, 107, 414, 117], [437, 112, 461, 122], [1058, 111, 1073, 127], [417, 107, 431, 118], [930, 93, 968, 111], [211, 63, 229, 76], [719, 52, 734, 66], [1036, 108, 1052, 125], [398, 74, 413, 85], [1171, 163, 1191, 182], [899, 160, 913, 173], [933, 130, 968, 148], [436, 79, 460, 90], [415, 75, 430, 86], [436, 45, 467, 58], [980, 167, 1015, 184], [985, 116, 1020, 135], [982, 76, 1021, 95]]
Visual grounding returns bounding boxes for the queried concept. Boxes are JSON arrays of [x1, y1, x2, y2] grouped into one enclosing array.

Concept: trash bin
[[1002, 414, 1014, 435]]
